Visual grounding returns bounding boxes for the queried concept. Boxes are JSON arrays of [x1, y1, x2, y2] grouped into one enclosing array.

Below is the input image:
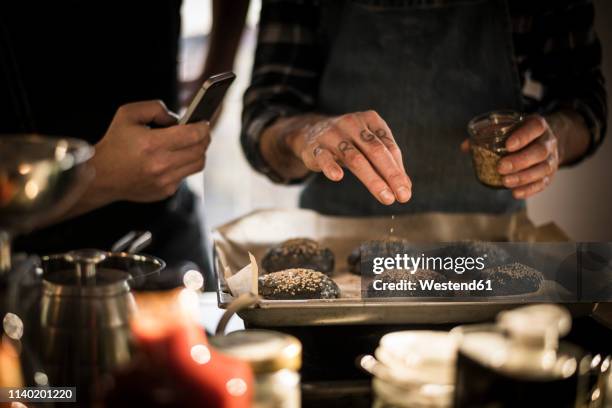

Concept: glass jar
[[452, 305, 590, 408], [210, 329, 302, 408], [368, 331, 456, 408], [467, 110, 524, 188]]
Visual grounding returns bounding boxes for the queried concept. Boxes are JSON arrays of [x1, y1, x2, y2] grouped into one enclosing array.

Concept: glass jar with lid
[[210, 329, 302, 408], [361, 330, 457, 408], [452, 304, 591, 407]]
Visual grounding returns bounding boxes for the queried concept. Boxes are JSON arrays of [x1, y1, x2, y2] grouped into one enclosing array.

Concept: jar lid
[[497, 304, 571, 349], [457, 325, 582, 380], [210, 329, 302, 374], [376, 330, 457, 385], [467, 110, 524, 151]]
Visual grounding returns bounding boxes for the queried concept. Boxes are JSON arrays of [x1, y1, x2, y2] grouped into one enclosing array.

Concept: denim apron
[[300, 0, 525, 215]]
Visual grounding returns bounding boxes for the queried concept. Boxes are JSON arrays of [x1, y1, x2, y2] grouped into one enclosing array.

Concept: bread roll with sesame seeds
[[258, 268, 340, 300]]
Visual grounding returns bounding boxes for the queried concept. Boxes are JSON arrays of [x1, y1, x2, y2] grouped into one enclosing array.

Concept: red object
[[102, 310, 253, 407]]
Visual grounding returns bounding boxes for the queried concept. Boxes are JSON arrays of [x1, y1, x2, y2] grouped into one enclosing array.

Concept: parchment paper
[[214, 208, 568, 297], [211, 209, 594, 326]]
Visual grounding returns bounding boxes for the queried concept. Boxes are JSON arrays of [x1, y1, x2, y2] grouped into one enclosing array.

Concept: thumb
[[118, 100, 178, 127], [460, 138, 470, 153]]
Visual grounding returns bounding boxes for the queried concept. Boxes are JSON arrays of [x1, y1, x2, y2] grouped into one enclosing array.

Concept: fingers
[[155, 158, 206, 199], [311, 145, 344, 181], [334, 139, 397, 205], [165, 138, 209, 169], [143, 137, 207, 177], [511, 177, 551, 199], [494, 115, 559, 199], [505, 116, 547, 152], [502, 159, 555, 189], [349, 116, 411, 202], [147, 142, 207, 198], [118, 100, 178, 126], [299, 110, 411, 205], [152, 121, 211, 151], [460, 139, 470, 153], [498, 134, 555, 175], [168, 156, 206, 183], [360, 110, 405, 172], [345, 111, 411, 202]]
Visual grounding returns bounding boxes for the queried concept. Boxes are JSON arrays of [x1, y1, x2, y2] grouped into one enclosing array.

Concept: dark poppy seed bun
[[473, 262, 543, 296], [262, 238, 335, 275], [347, 246, 361, 275]]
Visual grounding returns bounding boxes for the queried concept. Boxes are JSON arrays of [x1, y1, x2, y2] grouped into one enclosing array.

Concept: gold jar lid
[[210, 329, 302, 374]]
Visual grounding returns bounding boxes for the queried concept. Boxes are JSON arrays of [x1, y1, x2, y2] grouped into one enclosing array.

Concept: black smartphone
[[179, 71, 236, 125]]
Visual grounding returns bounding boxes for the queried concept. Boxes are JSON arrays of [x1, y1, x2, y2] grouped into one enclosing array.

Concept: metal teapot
[[38, 246, 164, 401]]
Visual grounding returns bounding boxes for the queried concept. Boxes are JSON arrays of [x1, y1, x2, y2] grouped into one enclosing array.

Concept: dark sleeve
[[526, 0, 607, 162], [241, 0, 322, 182]]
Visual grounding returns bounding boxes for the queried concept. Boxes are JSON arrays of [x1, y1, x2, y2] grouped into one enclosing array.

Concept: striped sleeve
[[241, 0, 323, 181], [514, 0, 607, 162]]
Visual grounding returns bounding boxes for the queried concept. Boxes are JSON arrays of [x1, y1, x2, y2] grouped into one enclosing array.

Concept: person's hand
[[93, 100, 210, 203], [290, 111, 412, 205], [496, 115, 559, 199], [461, 115, 559, 199]]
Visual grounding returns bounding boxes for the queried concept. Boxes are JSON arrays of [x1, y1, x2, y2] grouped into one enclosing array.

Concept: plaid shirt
[[242, 0, 607, 181]]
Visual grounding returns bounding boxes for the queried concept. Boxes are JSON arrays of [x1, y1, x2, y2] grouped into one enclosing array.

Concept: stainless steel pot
[[38, 248, 164, 401]]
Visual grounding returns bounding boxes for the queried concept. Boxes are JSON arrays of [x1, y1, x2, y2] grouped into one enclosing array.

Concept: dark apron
[[301, 0, 525, 216]]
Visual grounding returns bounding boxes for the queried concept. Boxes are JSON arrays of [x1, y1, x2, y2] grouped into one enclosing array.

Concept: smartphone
[[179, 71, 236, 125]]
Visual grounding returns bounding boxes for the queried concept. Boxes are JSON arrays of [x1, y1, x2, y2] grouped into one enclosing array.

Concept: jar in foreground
[[452, 305, 589, 408], [210, 329, 302, 408], [369, 330, 456, 408]]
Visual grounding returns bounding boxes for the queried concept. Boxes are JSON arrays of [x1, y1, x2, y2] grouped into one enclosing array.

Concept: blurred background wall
[[182, 0, 612, 241]]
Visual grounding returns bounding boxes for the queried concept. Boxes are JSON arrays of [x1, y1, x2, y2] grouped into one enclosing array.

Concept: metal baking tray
[[213, 209, 593, 327]]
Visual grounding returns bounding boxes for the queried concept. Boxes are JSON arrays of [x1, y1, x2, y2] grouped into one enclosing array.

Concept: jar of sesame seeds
[[468, 110, 525, 188]]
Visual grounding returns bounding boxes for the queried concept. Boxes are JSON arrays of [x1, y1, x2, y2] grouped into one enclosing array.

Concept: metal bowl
[[0, 134, 94, 234]]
